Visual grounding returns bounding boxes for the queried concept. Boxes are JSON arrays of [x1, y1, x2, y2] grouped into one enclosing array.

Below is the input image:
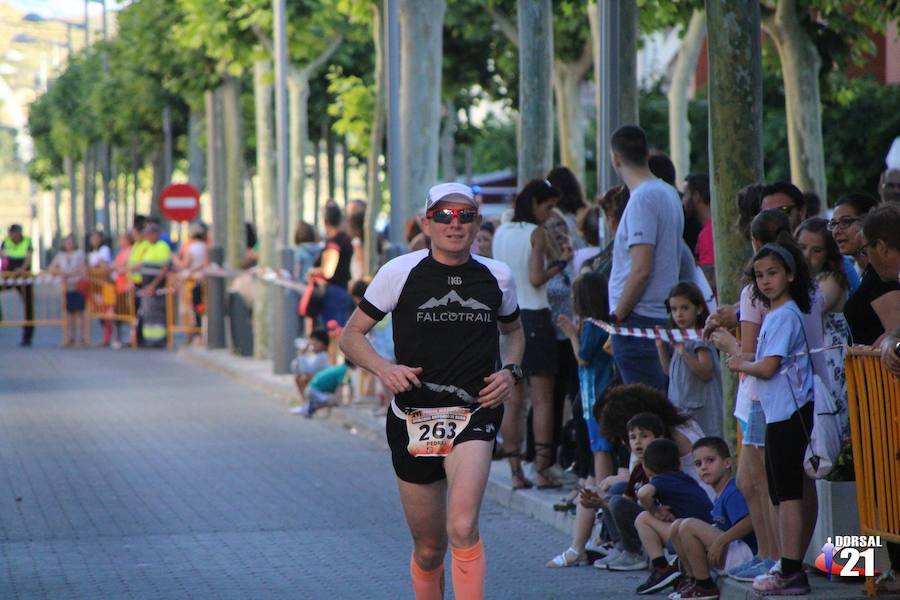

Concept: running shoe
[[636, 564, 681, 594], [751, 571, 810, 595], [607, 550, 648, 571], [726, 556, 761, 579], [731, 558, 776, 582], [593, 547, 622, 569], [668, 576, 694, 599], [677, 581, 720, 599], [586, 539, 614, 557]]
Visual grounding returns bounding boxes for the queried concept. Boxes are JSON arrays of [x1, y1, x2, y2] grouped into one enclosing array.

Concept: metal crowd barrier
[[86, 267, 138, 348], [0, 271, 65, 333], [165, 273, 206, 350], [845, 346, 900, 596]]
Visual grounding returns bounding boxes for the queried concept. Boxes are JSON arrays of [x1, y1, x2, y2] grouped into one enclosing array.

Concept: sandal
[[535, 443, 562, 490], [546, 546, 589, 568], [506, 451, 533, 490], [553, 488, 580, 512]]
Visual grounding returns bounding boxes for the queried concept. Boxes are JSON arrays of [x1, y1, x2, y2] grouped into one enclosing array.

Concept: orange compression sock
[[410, 553, 444, 600], [451, 539, 486, 600]]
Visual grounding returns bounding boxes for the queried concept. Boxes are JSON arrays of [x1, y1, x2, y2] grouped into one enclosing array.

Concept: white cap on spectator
[[425, 182, 477, 212]]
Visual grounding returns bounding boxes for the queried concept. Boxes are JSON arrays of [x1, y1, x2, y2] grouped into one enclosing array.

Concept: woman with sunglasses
[[340, 183, 524, 600], [493, 179, 569, 490], [831, 193, 897, 345]]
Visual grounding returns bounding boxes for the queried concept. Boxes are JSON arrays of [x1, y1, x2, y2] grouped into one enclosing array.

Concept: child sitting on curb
[[291, 330, 331, 405], [668, 437, 756, 600], [291, 360, 356, 417], [634, 438, 713, 595], [589, 413, 665, 571]]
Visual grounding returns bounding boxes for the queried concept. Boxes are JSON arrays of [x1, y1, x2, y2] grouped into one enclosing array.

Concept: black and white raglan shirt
[[358, 249, 520, 410]]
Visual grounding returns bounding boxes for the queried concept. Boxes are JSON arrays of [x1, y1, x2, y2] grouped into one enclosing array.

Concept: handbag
[[784, 309, 841, 479], [298, 276, 327, 318]]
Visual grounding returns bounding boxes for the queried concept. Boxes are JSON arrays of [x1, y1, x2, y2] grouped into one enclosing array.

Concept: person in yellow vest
[[1, 224, 35, 346], [128, 218, 171, 347]]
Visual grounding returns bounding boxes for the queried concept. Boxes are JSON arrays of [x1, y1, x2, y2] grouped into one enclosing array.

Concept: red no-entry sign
[[158, 183, 201, 222]]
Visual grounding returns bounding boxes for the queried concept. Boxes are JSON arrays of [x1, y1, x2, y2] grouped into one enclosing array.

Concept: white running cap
[[425, 182, 477, 212]]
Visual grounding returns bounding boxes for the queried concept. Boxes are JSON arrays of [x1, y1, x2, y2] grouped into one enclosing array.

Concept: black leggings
[[764, 401, 814, 505]]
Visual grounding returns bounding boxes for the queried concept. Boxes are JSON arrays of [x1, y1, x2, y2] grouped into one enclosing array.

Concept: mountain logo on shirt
[[418, 290, 490, 311], [416, 289, 493, 323]]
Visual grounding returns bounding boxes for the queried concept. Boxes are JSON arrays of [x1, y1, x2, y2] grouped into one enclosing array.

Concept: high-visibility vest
[[127, 240, 150, 283], [2, 236, 31, 259]]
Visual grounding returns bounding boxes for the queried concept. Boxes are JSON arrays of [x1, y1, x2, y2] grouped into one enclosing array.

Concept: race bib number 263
[[405, 406, 473, 457]]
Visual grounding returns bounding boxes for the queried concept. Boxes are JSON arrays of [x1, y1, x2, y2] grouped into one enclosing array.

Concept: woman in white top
[[49, 234, 87, 347], [172, 222, 209, 343], [493, 179, 572, 490], [87, 230, 113, 345]]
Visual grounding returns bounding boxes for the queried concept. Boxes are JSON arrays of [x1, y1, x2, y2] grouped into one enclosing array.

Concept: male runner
[[340, 182, 525, 600]]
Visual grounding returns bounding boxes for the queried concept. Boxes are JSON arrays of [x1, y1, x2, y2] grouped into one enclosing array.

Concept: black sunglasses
[[428, 208, 478, 224]]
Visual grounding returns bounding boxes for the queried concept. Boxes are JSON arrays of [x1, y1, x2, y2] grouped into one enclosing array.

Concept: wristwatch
[[502, 363, 524, 384]]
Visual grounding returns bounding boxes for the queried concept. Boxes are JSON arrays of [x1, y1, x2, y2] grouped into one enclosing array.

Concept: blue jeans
[[611, 313, 668, 392]]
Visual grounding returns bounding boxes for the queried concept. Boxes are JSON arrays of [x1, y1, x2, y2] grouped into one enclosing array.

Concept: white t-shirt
[[609, 178, 684, 319], [755, 300, 814, 423], [88, 245, 111, 267]]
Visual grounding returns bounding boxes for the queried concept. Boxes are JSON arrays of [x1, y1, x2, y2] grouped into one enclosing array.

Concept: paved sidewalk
[[179, 346, 873, 600], [1, 333, 650, 599]]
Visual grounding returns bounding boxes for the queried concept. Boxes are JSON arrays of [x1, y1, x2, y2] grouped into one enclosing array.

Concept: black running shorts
[[386, 404, 504, 484]]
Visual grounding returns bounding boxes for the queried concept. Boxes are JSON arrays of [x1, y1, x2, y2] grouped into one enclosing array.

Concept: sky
[[7, 0, 126, 20]]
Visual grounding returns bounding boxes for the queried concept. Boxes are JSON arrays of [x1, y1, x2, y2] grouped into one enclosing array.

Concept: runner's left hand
[[478, 369, 514, 408]]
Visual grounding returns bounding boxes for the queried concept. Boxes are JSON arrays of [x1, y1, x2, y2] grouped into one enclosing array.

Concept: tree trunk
[[52, 177, 62, 250], [100, 143, 112, 235], [287, 70, 310, 225], [325, 117, 336, 201], [399, 0, 445, 225], [64, 155, 78, 240], [706, 0, 764, 446], [150, 150, 166, 220], [222, 75, 246, 269], [341, 139, 349, 204], [762, 0, 826, 198], [187, 108, 206, 195], [313, 138, 321, 227], [552, 55, 591, 186], [82, 148, 95, 237], [206, 87, 228, 249], [252, 59, 276, 360], [109, 147, 118, 235], [517, 0, 554, 184], [439, 99, 457, 181], [366, 0, 386, 275], [667, 9, 706, 185]]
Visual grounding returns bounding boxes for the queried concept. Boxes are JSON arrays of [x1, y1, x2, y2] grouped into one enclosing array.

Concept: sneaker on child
[[636, 563, 681, 595], [607, 550, 649, 572], [751, 571, 810, 596]]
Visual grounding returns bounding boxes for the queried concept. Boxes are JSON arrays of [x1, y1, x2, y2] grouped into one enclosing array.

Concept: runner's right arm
[[339, 308, 422, 394]]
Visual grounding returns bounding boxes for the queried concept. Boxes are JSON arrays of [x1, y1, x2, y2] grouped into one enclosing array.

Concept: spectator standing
[[547, 166, 587, 249], [173, 222, 209, 342], [1, 224, 34, 346], [832, 194, 897, 344], [493, 179, 568, 489], [131, 220, 172, 347], [543, 209, 578, 475], [683, 173, 715, 294], [761, 181, 805, 231], [472, 222, 494, 259], [723, 242, 818, 595], [293, 221, 322, 282], [853, 204, 900, 345], [308, 203, 354, 328], [589, 185, 630, 280], [346, 199, 367, 281], [795, 218, 851, 437], [49, 234, 87, 347], [656, 282, 723, 439], [572, 206, 602, 274], [607, 125, 684, 391], [87, 230, 113, 346], [880, 168, 900, 204], [110, 231, 133, 349]]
